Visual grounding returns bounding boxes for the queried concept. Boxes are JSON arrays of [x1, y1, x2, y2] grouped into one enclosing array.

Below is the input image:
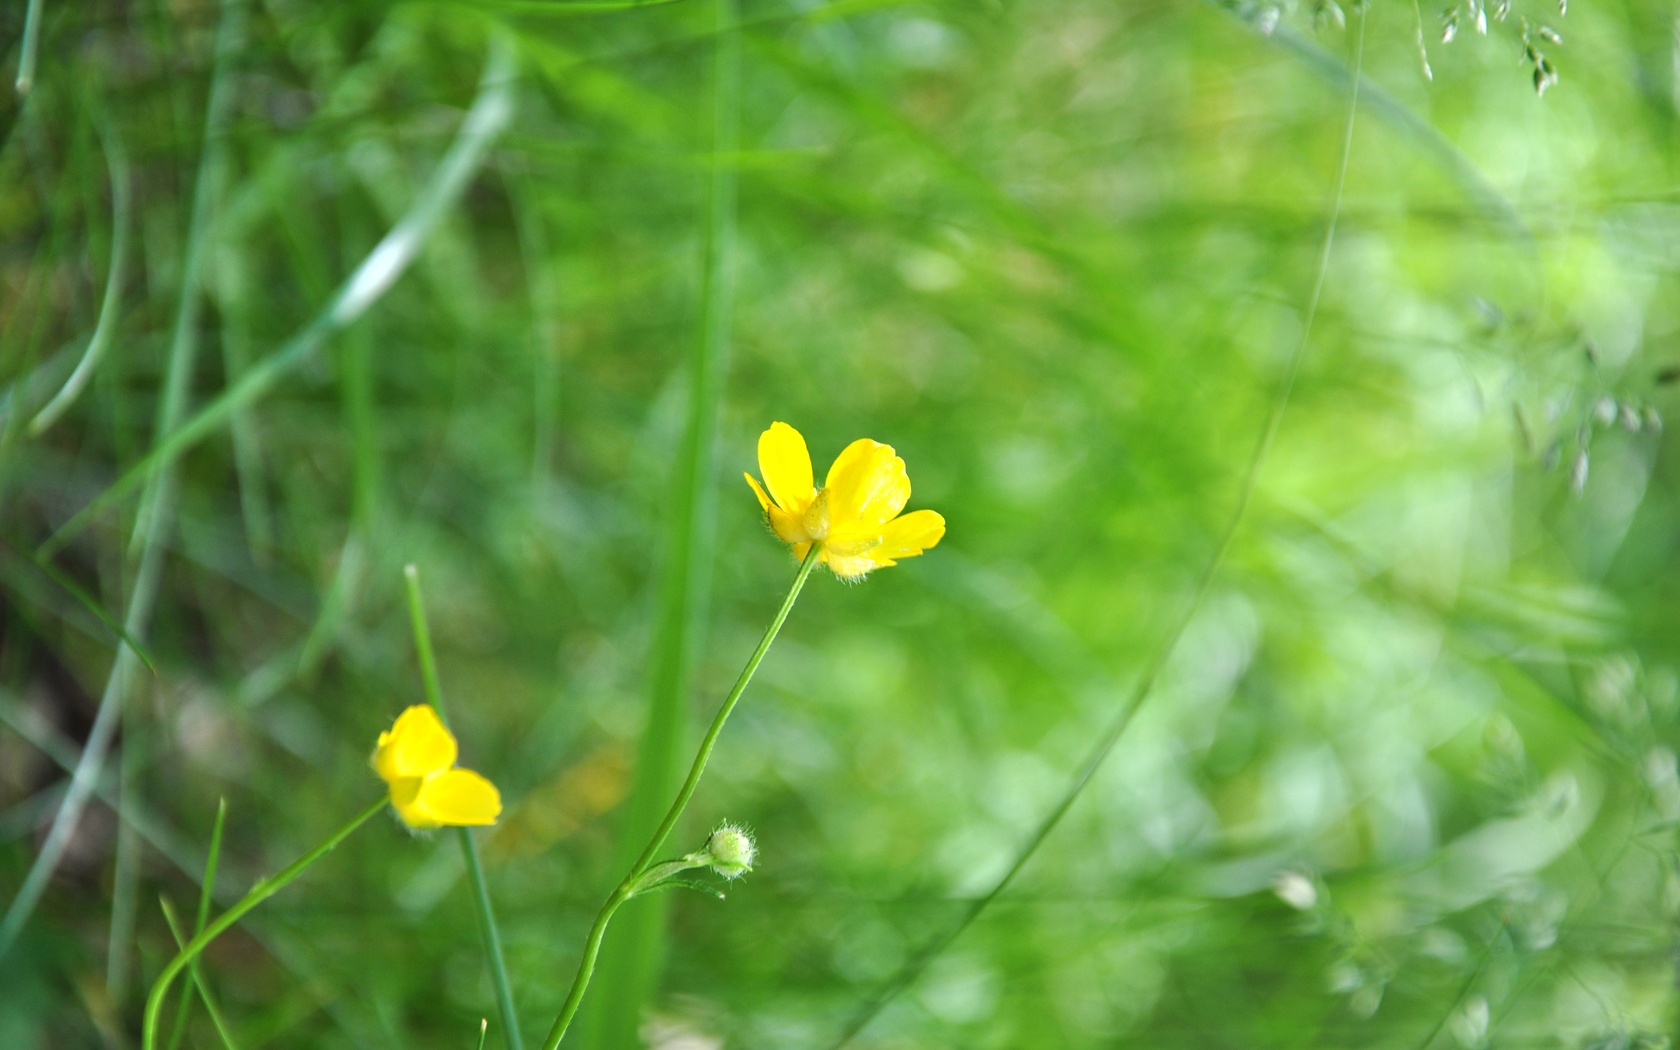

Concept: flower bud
[[705, 823, 756, 879]]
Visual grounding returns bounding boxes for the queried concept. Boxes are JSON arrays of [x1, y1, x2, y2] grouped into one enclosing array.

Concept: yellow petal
[[867, 509, 946, 565], [744, 472, 772, 513], [824, 439, 910, 537], [408, 768, 502, 827], [750, 469, 819, 544], [821, 548, 878, 580], [823, 438, 881, 491], [387, 777, 432, 828], [758, 422, 814, 512], [372, 705, 457, 783]]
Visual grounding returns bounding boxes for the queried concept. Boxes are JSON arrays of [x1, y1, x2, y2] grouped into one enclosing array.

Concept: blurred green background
[[2, 0, 1679, 1046]]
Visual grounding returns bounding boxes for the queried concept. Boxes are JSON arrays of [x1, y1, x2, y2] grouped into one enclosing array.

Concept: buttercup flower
[[744, 421, 945, 579], [371, 705, 502, 830]]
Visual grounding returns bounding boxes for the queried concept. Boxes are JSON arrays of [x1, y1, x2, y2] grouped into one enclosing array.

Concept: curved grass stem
[[141, 797, 387, 1050], [39, 29, 518, 560], [539, 545, 822, 1050], [0, 0, 246, 961], [29, 117, 131, 435]]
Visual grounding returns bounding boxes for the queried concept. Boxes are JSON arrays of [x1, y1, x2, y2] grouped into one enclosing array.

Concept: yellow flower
[[744, 421, 946, 579], [371, 705, 502, 830]]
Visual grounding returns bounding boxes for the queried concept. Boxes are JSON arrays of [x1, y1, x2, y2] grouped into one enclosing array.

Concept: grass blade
[[581, 0, 739, 1043], [507, 169, 562, 485], [105, 711, 144, 1002], [13, 0, 43, 95], [0, 531, 157, 671], [142, 799, 387, 1050], [38, 29, 519, 559], [159, 897, 242, 1050], [166, 798, 228, 1050], [0, 0, 246, 960], [0, 693, 385, 1047], [29, 117, 131, 435], [212, 241, 275, 564]]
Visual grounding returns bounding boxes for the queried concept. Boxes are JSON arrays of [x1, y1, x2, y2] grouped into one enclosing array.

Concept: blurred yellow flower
[[744, 421, 946, 579], [371, 705, 502, 829]]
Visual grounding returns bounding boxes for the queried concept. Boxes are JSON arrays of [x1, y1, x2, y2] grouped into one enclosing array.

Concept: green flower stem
[[540, 545, 822, 1050], [141, 798, 387, 1050], [404, 565, 448, 720], [405, 564, 525, 1050], [462, 843, 521, 1050]]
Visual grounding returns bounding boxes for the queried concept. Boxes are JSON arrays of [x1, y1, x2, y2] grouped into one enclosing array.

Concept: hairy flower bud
[[705, 824, 756, 879]]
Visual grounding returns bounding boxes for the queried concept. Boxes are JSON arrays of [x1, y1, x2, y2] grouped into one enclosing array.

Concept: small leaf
[[642, 877, 726, 900]]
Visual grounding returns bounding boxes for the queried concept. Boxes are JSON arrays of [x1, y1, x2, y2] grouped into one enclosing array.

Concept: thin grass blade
[[0, 0, 247, 960], [160, 897, 242, 1050], [29, 117, 131, 435], [581, 0, 739, 1042], [38, 30, 519, 559], [166, 798, 227, 1050]]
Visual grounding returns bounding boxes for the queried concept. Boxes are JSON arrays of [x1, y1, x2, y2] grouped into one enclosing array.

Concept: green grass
[[581, 2, 739, 1044], [4, 0, 1680, 1047]]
